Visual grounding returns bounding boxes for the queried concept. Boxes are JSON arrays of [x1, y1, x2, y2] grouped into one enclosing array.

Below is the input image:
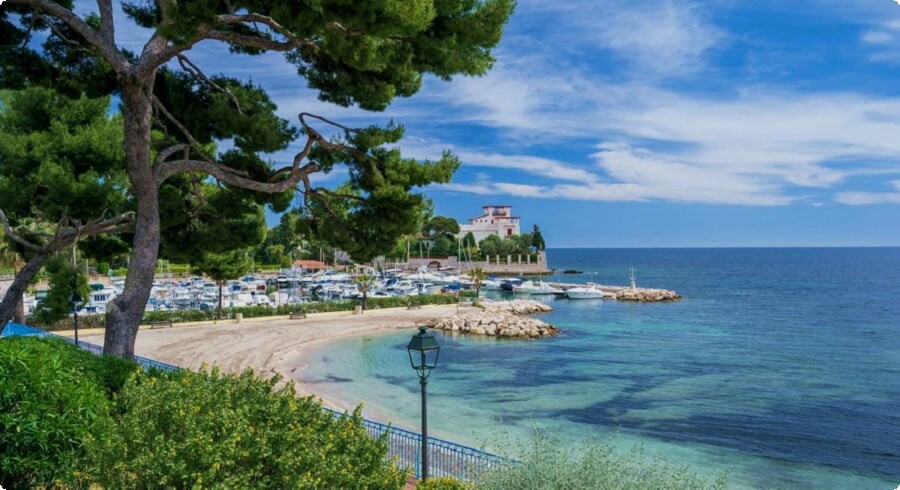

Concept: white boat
[[514, 281, 562, 295], [565, 285, 604, 299]]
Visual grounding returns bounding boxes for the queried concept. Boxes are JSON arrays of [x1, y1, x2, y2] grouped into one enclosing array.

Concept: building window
[[507, 228, 512, 236]]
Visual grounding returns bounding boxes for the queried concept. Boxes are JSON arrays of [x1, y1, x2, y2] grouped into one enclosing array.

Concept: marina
[[14, 264, 680, 319]]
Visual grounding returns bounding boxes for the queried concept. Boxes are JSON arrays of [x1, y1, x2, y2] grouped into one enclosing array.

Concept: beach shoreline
[[77, 304, 475, 427]]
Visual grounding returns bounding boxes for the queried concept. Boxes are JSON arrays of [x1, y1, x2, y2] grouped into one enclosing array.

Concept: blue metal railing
[[2, 322, 505, 480], [323, 407, 505, 480]]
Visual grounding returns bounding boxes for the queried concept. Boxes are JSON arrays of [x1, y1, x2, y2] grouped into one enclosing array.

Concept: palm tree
[[355, 274, 375, 311], [469, 267, 487, 299]]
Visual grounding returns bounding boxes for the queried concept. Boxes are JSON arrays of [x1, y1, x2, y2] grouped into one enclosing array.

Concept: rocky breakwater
[[615, 288, 682, 302], [427, 300, 558, 339]]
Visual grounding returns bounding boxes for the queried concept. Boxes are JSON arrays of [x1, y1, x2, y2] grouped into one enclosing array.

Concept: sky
[[62, 0, 900, 246]]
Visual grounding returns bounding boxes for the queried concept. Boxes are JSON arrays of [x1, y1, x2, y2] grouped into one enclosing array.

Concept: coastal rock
[[615, 288, 682, 302], [426, 300, 559, 339], [481, 299, 553, 315]]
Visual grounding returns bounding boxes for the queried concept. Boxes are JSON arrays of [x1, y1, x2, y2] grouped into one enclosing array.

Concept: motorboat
[[565, 285, 604, 299], [514, 281, 562, 295]]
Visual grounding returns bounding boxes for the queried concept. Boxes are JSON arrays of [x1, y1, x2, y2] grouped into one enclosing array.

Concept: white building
[[458, 205, 521, 242]]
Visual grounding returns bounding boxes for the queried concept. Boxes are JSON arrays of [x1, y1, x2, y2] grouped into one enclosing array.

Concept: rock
[[427, 300, 559, 339], [614, 288, 682, 302]]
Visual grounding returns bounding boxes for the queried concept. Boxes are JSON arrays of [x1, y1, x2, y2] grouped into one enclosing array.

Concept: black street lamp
[[68, 291, 83, 346], [406, 326, 441, 481]]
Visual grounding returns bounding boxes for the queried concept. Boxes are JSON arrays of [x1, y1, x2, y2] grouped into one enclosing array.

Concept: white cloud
[[456, 152, 598, 183], [861, 31, 894, 45], [424, 48, 900, 205], [593, 1, 724, 76], [861, 18, 900, 61], [516, 0, 724, 77], [835, 179, 900, 204]]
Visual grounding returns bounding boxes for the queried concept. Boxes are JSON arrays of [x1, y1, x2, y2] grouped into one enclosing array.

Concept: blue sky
[[66, 0, 900, 246]]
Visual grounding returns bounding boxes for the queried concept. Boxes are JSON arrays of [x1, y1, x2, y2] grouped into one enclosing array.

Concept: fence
[[1, 322, 505, 480]]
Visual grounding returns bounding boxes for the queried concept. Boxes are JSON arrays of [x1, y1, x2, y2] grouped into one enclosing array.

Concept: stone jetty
[[614, 288, 682, 302], [546, 282, 682, 302], [427, 300, 558, 339]]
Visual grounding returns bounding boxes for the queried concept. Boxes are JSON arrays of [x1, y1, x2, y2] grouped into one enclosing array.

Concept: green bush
[[418, 476, 471, 489], [30, 312, 107, 331], [475, 430, 727, 490], [85, 367, 407, 488], [0, 337, 116, 488], [96, 261, 110, 275]]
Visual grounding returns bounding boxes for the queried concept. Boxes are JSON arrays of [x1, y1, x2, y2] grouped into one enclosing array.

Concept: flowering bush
[[85, 367, 407, 488], [0, 337, 118, 488]]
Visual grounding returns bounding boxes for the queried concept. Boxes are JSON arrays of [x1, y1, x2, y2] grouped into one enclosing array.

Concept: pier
[[538, 281, 682, 302]]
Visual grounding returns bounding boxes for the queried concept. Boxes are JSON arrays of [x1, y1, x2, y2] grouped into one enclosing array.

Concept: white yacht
[[565, 285, 604, 299], [514, 281, 562, 295]]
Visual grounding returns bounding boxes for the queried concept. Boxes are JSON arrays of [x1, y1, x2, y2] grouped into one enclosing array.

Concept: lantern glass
[[407, 326, 441, 379]]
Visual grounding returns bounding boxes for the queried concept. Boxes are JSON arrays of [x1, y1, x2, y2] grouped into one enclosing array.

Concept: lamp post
[[406, 326, 441, 481], [68, 291, 83, 347]]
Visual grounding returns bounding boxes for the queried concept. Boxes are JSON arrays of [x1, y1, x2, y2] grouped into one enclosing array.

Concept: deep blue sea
[[300, 248, 900, 489]]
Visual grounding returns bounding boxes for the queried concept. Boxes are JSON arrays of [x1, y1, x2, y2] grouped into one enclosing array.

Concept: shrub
[[0, 337, 114, 488], [30, 313, 107, 331], [418, 476, 472, 489], [85, 368, 407, 489], [96, 261, 110, 275], [475, 430, 727, 490]]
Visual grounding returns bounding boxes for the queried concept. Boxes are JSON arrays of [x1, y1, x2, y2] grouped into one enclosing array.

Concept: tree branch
[[206, 29, 303, 52], [95, 0, 114, 45], [155, 134, 319, 192], [325, 21, 365, 37], [135, 30, 208, 80], [8, 0, 129, 73], [0, 209, 134, 255], [176, 54, 243, 114], [315, 188, 365, 202], [0, 210, 42, 252], [151, 96, 219, 167]]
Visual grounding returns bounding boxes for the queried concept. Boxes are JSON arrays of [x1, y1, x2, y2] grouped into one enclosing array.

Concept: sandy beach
[[78, 304, 474, 415]]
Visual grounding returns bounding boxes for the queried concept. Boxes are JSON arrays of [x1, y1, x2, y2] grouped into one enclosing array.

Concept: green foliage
[[469, 267, 487, 297], [418, 476, 472, 490], [0, 87, 127, 225], [475, 430, 727, 490], [96, 261, 110, 275], [429, 235, 456, 257], [299, 131, 460, 264], [477, 234, 537, 259], [190, 249, 253, 283], [255, 211, 304, 266], [31, 256, 90, 325], [85, 367, 407, 488], [423, 216, 461, 237], [462, 232, 478, 249], [531, 225, 546, 251], [0, 337, 118, 489]]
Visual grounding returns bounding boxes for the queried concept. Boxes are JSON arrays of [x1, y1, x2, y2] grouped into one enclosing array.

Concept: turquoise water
[[300, 248, 900, 489]]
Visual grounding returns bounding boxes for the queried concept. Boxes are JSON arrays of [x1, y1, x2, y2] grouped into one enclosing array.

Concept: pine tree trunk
[[14, 296, 25, 324], [104, 78, 158, 359], [0, 254, 47, 333]]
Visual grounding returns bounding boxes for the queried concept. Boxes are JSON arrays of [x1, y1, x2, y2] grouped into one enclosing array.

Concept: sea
[[299, 248, 900, 489]]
